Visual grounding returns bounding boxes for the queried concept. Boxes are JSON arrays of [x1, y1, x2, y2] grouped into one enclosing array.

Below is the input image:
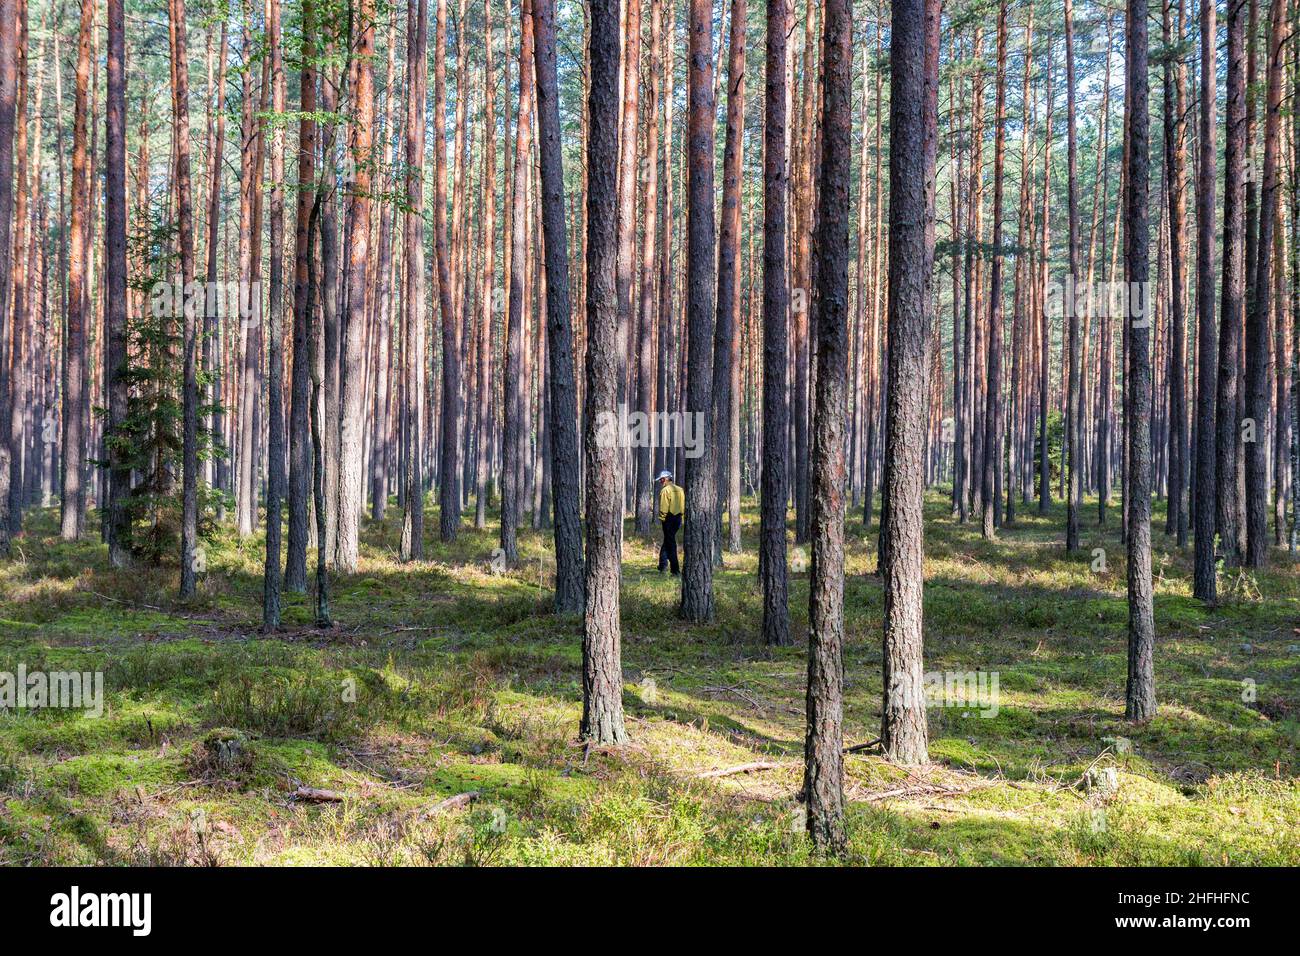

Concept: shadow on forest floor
[[1, 491, 1297, 865]]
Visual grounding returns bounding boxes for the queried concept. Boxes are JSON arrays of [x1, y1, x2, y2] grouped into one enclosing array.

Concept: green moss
[[1, 495, 1296, 865]]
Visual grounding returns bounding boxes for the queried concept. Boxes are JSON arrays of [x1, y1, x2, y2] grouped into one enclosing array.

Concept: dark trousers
[[659, 513, 681, 574]]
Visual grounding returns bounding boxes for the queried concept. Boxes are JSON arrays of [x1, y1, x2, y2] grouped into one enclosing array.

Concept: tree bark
[[679, 0, 717, 623], [1193, 0, 1218, 601], [288, 0, 319, 590], [804, 0, 851, 855], [501, 0, 535, 565], [474, 0, 497, 531], [104, 0, 129, 567], [713, 0, 745, 560], [1244, 0, 1288, 567], [1125, 0, 1156, 722], [335, 0, 377, 571], [881, 0, 935, 766], [400, 0, 429, 562], [1217, 0, 1247, 569], [1063, 0, 1083, 552], [263, 0, 289, 629], [581, 0, 628, 745], [761, 0, 791, 648], [435, 0, 462, 543], [59, 0, 93, 543], [533, 0, 584, 615], [982, 0, 1008, 541]]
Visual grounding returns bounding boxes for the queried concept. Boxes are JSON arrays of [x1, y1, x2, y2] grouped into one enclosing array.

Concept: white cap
[[656, 470, 673, 481]]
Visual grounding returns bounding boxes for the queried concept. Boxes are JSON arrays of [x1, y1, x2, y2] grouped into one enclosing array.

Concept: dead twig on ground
[[696, 761, 787, 779]]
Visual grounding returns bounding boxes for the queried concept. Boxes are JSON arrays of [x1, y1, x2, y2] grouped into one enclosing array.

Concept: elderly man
[[656, 470, 684, 575]]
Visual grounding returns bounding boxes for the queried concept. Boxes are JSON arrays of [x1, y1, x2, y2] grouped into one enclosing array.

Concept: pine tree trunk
[[262, 0, 289, 629], [580, 0, 628, 745], [288, 0, 318, 590], [500, 0, 534, 565], [1244, 0, 1288, 567], [58, 0, 93, 544], [881, 0, 935, 767], [1217, 0, 1247, 569], [1163, 0, 1189, 548], [474, 0, 497, 532], [679, 0, 717, 623], [712, 0, 745, 561], [1064, 0, 1083, 552], [804, 0, 851, 855], [400, 0, 429, 562], [982, 0, 1008, 541], [1125, 0, 1156, 722], [435, 0, 462, 543], [634, 0, 662, 538], [1193, 0, 1218, 599], [760, 0, 791, 648], [335, 0, 377, 571], [533, 0, 584, 615], [104, 0, 129, 567]]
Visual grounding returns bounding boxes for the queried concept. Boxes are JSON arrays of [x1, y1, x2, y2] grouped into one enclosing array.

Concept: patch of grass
[[1, 496, 1296, 865]]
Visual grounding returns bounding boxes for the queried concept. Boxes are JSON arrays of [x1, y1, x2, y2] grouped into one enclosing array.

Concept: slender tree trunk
[[804, 0, 851, 855], [1244, 0, 1288, 567], [761, 0, 791, 648], [235, 45, 266, 539], [712, 0, 745, 560], [263, 0, 289, 629], [615, 0, 641, 528], [435, 0, 462, 542], [170, 0, 199, 597], [1217, 0, 1247, 569], [501, 0, 534, 564], [534, 0, 584, 615], [475, 0, 497, 531], [1063, 0, 1083, 552], [1163, 0, 1189, 548], [206, 20, 230, 519], [1035, 46, 1054, 516], [370, 7, 398, 523], [634, 0, 663, 538], [4, 0, 29, 539], [400, 0, 429, 562], [881, 0, 936, 766], [308, 198, 330, 624], [288, 0, 318, 590], [334, 0, 377, 571], [1125, 0, 1156, 722], [104, 0, 129, 566], [982, 0, 1008, 540], [581, 0, 628, 745], [1193, 0, 1218, 600], [59, 0, 93, 543], [679, 0, 717, 623]]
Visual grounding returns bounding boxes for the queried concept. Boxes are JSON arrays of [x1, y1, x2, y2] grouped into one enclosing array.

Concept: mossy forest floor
[[1, 492, 1297, 866]]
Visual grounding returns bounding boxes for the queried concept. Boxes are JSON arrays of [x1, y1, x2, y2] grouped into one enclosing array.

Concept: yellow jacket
[[658, 482, 685, 522]]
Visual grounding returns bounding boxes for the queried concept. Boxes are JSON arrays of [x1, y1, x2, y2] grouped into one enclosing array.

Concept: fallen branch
[[860, 785, 952, 803], [696, 761, 786, 779], [844, 737, 881, 754], [700, 684, 766, 713], [423, 791, 480, 817], [292, 786, 347, 803]]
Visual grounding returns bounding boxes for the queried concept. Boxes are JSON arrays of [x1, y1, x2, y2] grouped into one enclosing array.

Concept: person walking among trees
[[657, 470, 685, 575]]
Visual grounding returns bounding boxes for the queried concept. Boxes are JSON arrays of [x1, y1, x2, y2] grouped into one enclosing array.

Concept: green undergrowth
[[1, 493, 1296, 865]]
